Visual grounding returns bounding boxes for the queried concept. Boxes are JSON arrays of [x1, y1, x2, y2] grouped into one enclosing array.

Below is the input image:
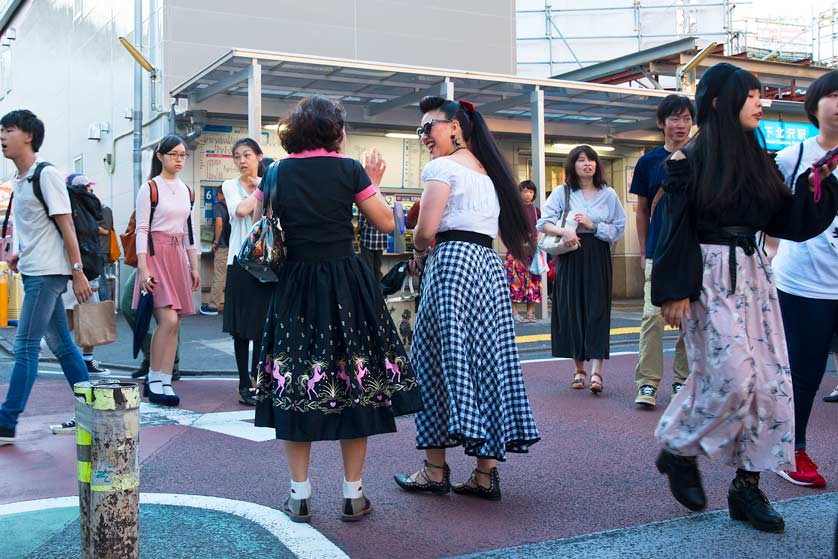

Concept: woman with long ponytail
[[394, 97, 540, 501]]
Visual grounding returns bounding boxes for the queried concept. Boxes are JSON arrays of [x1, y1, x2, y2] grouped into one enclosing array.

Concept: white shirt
[[222, 176, 262, 266], [13, 160, 72, 276], [421, 157, 499, 238], [773, 137, 838, 299], [536, 184, 626, 244]]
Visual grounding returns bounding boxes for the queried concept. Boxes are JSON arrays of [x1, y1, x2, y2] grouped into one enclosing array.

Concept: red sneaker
[[777, 450, 826, 488]]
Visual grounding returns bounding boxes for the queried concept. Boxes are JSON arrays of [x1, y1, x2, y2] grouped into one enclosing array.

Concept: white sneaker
[[50, 418, 76, 435]]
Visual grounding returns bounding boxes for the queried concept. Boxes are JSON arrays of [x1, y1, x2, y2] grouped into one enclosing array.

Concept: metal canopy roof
[[171, 49, 675, 137]]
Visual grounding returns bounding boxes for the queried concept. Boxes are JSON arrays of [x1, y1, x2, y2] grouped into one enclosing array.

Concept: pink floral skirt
[[504, 253, 542, 304], [655, 244, 794, 472], [132, 232, 195, 315]]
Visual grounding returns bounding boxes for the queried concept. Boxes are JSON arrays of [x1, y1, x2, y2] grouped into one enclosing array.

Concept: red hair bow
[[458, 99, 476, 114]]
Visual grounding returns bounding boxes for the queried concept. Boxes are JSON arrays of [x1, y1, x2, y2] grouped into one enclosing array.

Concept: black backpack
[[18, 162, 103, 280]]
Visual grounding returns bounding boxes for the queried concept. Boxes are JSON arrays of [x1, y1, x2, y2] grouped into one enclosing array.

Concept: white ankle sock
[[290, 479, 311, 500], [342, 478, 363, 499], [147, 370, 164, 395], [160, 373, 176, 396]]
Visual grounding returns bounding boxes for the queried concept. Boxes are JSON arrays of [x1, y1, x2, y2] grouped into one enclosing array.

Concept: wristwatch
[[72, 262, 83, 272]]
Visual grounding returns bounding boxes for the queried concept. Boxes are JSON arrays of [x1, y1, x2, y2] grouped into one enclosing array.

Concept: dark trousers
[[361, 246, 383, 283], [777, 289, 838, 451]]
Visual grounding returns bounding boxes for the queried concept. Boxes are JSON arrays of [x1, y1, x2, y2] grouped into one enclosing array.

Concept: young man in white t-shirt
[[0, 110, 92, 444], [770, 71, 838, 488]]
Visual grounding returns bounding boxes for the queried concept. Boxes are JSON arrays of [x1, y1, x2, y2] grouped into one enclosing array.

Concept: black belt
[[435, 230, 493, 249], [285, 241, 354, 261], [698, 226, 758, 293]]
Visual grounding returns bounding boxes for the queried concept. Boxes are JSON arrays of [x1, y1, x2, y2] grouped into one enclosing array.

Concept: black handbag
[[237, 161, 286, 282]]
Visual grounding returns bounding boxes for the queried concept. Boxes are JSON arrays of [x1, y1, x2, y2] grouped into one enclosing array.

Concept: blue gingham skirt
[[411, 241, 541, 460]]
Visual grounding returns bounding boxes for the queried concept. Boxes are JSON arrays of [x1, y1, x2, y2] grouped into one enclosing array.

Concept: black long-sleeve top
[[651, 156, 838, 306]]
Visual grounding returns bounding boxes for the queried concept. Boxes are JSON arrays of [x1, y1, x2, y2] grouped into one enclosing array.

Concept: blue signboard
[[758, 120, 818, 151]]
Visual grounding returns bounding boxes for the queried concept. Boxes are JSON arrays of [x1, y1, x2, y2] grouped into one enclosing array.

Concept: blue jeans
[[0, 275, 89, 429]]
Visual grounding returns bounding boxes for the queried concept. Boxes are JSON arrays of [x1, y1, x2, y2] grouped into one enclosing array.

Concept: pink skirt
[[132, 232, 195, 315], [655, 244, 794, 472]]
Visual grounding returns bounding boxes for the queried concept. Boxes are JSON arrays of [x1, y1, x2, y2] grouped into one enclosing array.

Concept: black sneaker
[[635, 384, 657, 407], [199, 305, 219, 316], [672, 382, 685, 396], [85, 360, 111, 377], [50, 418, 76, 435], [0, 425, 15, 445]]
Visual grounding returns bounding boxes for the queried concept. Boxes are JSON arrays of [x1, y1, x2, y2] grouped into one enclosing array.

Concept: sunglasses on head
[[416, 119, 452, 139]]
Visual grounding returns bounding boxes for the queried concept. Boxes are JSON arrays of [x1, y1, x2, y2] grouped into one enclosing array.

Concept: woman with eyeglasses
[[393, 97, 540, 502], [134, 134, 199, 407], [536, 146, 626, 394], [221, 138, 275, 406]]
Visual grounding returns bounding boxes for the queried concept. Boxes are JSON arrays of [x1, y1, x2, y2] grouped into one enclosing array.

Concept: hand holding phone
[[812, 145, 838, 168]]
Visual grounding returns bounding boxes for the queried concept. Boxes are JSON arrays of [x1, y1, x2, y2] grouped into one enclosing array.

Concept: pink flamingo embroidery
[[306, 365, 327, 400], [385, 357, 401, 383], [355, 359, 370, 393], [337, 362, 352, 394]]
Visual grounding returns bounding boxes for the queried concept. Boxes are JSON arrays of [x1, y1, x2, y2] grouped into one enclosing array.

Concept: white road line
[[0, 493, 349, 559]]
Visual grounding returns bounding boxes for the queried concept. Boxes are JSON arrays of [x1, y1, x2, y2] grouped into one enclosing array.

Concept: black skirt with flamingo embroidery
[[253, 244, 423, 442]]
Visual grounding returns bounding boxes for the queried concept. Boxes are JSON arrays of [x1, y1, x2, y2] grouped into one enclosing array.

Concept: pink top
[[285, 148, 348, 159], [135, 176, 198, 254]]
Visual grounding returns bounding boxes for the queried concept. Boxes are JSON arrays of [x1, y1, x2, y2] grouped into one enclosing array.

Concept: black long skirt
[[551, 233, 612, 361], [254, 250, 423, 442], [222, 257, 274, 341]]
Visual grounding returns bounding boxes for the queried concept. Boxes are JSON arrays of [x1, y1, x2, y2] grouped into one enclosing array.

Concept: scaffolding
[[516, 0, 731, 78], [815, 6, 838, 68], [517, 1, 838, 77]]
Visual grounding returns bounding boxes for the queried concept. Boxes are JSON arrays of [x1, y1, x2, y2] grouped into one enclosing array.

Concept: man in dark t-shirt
[[631, 94, 694, 408]]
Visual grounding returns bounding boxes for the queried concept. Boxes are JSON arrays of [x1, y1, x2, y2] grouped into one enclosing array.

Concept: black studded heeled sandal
[[452, 467, 502, 501], [393, 460, 451, 494]]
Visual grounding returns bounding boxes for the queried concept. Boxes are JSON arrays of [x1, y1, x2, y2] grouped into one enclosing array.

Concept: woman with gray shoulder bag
[[537, 146, 625, 394]]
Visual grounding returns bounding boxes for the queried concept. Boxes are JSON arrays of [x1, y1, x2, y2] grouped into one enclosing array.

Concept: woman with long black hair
[[134, 135, 199, 406], [393, 97, 540, 501], [651, 63, 838, 533], [221, 138, 274, 406]]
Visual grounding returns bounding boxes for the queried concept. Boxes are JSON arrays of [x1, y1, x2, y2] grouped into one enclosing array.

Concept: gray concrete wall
[[0, 0, 140, 231], [162, 0, 516, 94]]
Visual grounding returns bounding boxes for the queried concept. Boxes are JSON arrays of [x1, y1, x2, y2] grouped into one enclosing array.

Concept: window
[[73, 155, 83, 174], [73, 0, 83, 22]]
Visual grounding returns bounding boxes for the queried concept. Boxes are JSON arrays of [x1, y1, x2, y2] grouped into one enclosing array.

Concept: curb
[[0, 336, 237, 377]]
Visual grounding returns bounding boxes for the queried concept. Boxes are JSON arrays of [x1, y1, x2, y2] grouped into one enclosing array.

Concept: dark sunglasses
[[416, 119, 452, 139]]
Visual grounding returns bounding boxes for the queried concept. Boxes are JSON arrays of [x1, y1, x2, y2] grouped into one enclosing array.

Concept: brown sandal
[[571, 370, 586, 389], [590, 373, 603, 394]]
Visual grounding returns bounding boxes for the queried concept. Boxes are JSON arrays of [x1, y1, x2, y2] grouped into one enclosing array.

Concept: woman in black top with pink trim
[[253, 96, 422, 523]]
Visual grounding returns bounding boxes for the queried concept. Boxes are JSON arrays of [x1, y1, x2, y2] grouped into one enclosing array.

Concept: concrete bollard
[[74, 381, 141, 559]]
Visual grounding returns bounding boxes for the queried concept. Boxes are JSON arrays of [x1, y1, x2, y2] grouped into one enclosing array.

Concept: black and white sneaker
[[0, 425, 15, 445], [85, 360, 111, 377], [635, 384, 657, 407], [672, 382, 685, 396], [50, 418, 77, 435]]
